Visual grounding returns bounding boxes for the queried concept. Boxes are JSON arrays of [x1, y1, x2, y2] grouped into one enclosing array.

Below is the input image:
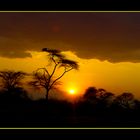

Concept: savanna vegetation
[[0, 48, 140, 127]]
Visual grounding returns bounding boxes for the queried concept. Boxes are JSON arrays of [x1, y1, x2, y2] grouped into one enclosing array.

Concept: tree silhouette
[[113, 92, 135, 109], [96, 89, 115, 104], [0, 70, 26, 91], [83, 87, 115, 112], [83, 87, 98, 100], [0, 70, 27, 100], [29, 48, 79, 101]]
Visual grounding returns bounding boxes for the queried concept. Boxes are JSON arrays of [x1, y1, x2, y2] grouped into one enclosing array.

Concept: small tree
[[96, 89, 114, 103], [113, 92, 135, 109], [0, 70, 27, 96], [29, 48, 79, 101], [84, 87, 98, 99]]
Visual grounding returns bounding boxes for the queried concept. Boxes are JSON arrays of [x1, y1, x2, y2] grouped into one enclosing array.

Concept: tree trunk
[[46, 89, 49, 102], [45, 90, 49, 113]]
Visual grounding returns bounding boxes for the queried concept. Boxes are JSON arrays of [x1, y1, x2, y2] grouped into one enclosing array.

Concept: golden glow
[[69, 89, 76, 95], [1, 51, 140, 99]]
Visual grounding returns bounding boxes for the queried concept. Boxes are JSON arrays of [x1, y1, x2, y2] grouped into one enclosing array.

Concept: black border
[[0, 0, 140, 138], [0, 129, 140, 138], [0, 0, 140, 11]]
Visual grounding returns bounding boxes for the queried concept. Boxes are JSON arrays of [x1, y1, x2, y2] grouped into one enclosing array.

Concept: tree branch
[[48, 67, 67, 90], [47, 60, 58, 90], [52, 56, 57, 65], [66, 67, 73, 72]]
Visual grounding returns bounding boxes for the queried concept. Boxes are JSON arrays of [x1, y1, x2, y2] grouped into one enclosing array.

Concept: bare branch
[[49, 67, 68, 90], [0, 70, 26, 90]]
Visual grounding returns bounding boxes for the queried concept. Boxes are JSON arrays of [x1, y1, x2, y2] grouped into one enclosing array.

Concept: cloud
[[0, 50, 31, 58], [0, 37, 32, 58], [0, 12, 140, 62]]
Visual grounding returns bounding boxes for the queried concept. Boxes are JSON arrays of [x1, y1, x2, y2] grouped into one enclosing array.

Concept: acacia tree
[[29, 48, 79, 101], [0, 70, 26, 94]]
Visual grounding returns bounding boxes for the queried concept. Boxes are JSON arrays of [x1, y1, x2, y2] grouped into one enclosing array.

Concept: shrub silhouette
[[0, 70, 139, 127], [76, 87, 114, 117], [112, 92, 136, 110], [83, 87, 97, 100]]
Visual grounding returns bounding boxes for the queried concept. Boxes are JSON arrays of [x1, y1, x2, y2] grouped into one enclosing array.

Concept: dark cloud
[[0, 37, 32, 58], [0, 12, 140, 62], [0, 51, 31, 58]]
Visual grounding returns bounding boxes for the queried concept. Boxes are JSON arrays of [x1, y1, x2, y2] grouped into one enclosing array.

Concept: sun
[[69, 89, 76, 95]]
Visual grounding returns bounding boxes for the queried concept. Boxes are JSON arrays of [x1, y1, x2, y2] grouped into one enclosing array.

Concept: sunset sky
[[0, 12, 140, 100]]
